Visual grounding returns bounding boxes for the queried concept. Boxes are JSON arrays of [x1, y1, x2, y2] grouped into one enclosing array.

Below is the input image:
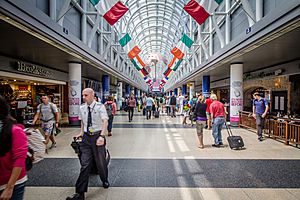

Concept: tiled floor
[[24, 111, 300, 200]]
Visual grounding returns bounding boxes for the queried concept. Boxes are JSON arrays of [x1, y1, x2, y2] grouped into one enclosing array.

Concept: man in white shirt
[[178, 93, 185, 115], [67, 88, 109, 200]]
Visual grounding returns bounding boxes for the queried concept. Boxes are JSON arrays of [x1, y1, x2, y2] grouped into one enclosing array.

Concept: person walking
[[252, 92, 269, 141], [193, 95, 207, 149], [32, 94, 59, 152], [104, 96, 117, 137], [210, 94, 226, 147], [0, 96, 28, 200], [127, 95, 136, 122], [145, 94, 155, 120], [66, 88, 109, 200]]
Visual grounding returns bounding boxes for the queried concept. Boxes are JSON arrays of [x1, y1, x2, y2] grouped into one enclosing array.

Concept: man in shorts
[[32, 94, 60, 152]]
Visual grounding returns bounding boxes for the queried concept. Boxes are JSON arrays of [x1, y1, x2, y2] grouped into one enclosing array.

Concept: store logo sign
[[16, 61, 53, 78]]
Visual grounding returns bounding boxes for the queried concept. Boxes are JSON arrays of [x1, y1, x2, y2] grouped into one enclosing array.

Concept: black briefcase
[[226, 124, 245, 150]]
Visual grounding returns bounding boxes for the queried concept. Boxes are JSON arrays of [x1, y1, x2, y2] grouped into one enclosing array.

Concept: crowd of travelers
[[0, 88, 268, 200]]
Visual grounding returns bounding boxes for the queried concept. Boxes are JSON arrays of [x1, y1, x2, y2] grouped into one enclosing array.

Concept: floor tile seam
[[241, 188, 254, 200], [285, 188, 300, 199], [111, 159, 127, 186]]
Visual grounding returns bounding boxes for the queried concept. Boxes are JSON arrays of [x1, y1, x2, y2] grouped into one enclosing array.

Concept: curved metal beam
[[136, 32, 175, 45], [125, 2, 186, 34], [133, 25, 178, 47], [129, 17, 181, 40], [126, 11, 183, 35]]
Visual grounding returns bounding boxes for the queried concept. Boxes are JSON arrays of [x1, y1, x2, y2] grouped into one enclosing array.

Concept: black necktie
[[87, 106, 92, 132]]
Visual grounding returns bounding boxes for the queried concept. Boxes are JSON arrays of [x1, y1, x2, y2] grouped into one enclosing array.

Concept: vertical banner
[[182, 84, 187, 96], [230, 63, 243, 126], [102, 75, 110, 103], [117, 82, 123, 110], [202, 75, 210, 97], [69, 62, 81, 125], [125, 84, 131, 97]]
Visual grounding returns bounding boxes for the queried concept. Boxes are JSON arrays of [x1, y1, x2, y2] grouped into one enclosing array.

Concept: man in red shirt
[[205, 96, 213, 129], [210, 94, 226, 147]]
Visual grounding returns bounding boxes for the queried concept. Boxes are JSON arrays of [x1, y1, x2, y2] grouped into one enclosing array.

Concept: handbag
[[26, 147, 34, 171], [123, 105, 129, 112], [71, 137, 81, 154]]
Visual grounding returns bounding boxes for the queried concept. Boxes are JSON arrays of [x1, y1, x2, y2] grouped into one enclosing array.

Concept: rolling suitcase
[[226, 124, 244, 150], [154, 111, 159, 118]]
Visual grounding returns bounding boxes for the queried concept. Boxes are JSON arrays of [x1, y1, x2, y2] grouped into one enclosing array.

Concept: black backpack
[[105, 103, 113, 117]]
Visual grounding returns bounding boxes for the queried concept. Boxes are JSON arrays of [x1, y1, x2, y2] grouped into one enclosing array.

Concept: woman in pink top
[[0, 96, 28, 200], [127, 95, 136, 122]]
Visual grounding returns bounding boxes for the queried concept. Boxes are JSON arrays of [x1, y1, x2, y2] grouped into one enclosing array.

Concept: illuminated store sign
[[16, 61, 53, 78]]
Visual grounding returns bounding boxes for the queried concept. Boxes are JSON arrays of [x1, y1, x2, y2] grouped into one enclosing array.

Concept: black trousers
[[75, 133, 108, 193], [128, 107, 134, 121]]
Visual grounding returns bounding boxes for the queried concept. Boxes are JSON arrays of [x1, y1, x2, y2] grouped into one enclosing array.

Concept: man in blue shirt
[[252, 92, 269, 141]]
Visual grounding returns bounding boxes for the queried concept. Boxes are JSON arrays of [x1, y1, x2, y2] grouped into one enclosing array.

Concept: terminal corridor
[[25, 112, 300, 200]]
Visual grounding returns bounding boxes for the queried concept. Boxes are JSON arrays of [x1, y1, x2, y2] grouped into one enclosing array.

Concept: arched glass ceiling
[[124, 0, 190, 64]]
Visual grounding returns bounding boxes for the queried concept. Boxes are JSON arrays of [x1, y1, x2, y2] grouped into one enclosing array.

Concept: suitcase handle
[[225, 123, 234, 137]]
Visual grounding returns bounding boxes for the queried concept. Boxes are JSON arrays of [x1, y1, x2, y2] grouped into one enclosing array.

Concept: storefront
[[243, 60, 300, 117], [0, 55, 68, 124]]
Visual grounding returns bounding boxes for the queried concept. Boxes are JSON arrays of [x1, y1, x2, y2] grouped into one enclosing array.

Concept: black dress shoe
[[219, 142, 224, 145], [66, 193, 84, 200], [103, 181, 110, 189], [212, 144, 220, 148]]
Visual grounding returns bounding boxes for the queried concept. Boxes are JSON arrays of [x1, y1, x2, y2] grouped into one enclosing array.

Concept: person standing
[[0, 96, 28, 200], [32, 94, 59, 152], [127, 95, 136, 122], [104, 96, 117, 137], [252, 92, 269, 141], [67, 88, 109, 200], [170, 93, 177, 117], [193, 95, 207, 149], [178, 93, 185, 115], [205, 96, 213, 129], [210, 94, 226, 147]]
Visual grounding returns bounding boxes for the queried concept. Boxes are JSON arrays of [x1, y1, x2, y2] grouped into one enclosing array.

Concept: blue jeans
[[107, 115, 114, 133], [212, 117, 225, 145], [1, 182, 26, 200]]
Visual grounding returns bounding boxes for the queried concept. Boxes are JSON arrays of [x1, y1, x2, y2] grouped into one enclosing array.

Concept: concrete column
[[69, 62, 81, 126], [189, 82, 195, 101], [182, 84, 187, 96], [230, 63, 244, 126], [137, 89, 141, 98], [177, 87, 181, 95], [202, 76, 210, 97], [102, 75, 110, 103], [117, 82, 123, 110]]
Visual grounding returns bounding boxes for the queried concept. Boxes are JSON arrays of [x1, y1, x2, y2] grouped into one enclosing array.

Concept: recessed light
[[14, 80, 16, 81]]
